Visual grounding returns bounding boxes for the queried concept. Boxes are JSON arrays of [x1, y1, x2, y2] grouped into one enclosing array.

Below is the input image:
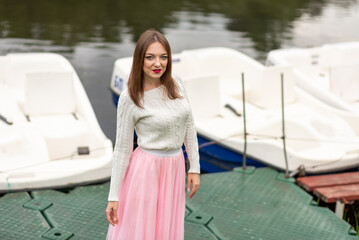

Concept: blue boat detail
[[112, 92, 119, 106]]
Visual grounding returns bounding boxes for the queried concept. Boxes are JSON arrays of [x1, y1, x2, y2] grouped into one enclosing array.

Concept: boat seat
[[24, 71, 76, 116], [182, 74, 221, 120], [23, 71, 90, 160], [174, 51, 201, 79], [29, 114, 90, 160], [248, 64, 296, 109], [330, 63, 359, 103], [180, 48, 253, 100]]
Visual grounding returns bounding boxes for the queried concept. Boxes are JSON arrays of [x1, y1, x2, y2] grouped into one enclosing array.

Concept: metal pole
[[242, 72, 247, 170], [281, 73, 289, 177]]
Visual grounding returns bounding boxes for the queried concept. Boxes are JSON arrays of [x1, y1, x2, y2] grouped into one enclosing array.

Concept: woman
[[105, 29, 200, 240]]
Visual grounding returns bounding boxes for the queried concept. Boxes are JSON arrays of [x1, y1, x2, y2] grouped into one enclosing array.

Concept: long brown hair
[[128, 29, 182, 108]]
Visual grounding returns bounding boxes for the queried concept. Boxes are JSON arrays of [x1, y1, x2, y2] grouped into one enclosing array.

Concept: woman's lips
[[153, 69, 161, 73]]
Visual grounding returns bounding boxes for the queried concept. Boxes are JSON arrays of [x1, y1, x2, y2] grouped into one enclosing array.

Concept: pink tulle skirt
[[106, 146, 186, 240]]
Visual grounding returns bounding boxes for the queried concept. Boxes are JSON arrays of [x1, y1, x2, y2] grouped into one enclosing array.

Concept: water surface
[[1, 0, 358, 142]]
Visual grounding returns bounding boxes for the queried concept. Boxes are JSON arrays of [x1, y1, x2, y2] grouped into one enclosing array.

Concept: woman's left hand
[[187, 173, 200, 198]]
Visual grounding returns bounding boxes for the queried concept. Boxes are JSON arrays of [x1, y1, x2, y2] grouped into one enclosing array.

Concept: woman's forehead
[[146, 42, 167, 54]]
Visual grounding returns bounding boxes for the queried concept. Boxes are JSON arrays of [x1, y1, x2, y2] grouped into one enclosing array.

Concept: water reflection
[[1, 0, 358, 141], [1, 0, 358, 55], [0, 0, 182, 44]]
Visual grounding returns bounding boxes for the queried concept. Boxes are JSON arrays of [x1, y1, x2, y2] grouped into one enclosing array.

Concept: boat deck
[[0, 167, 357, 240]]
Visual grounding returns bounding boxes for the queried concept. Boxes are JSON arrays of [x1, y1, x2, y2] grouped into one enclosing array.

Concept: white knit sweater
[[108, 77, 200, 201]]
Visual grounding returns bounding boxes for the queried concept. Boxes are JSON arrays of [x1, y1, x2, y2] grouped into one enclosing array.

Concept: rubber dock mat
[[0, 167, 357, 240]]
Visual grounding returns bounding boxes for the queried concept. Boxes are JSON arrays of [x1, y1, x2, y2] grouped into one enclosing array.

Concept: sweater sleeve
[[108, 90, 135, 201], [174, 75, 201, 174], [184, 110, 201, 174]]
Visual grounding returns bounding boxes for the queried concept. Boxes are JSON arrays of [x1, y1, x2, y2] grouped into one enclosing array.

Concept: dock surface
[[297, 172, 359, 203], [1, 167, 357, 240]]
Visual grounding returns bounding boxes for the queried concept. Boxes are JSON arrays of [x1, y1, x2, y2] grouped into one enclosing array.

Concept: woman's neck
[[143, 78, 161, 91]]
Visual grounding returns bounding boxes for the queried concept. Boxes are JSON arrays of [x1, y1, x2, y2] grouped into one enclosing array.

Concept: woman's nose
[[154, 57, 161, 66]]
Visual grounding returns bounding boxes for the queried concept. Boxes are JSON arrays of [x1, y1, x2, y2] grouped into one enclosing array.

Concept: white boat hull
[[266, 42, 359, 114], [110, 47, 359, 174], [0, 53, 113, 192]]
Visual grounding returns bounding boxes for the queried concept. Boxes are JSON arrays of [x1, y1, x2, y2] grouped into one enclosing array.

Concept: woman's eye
[[145, 56, 153, 60], [161, 56, 168, 60]]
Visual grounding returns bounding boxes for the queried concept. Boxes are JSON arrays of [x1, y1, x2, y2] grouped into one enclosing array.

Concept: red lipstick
[[153, 69, 161, 73]]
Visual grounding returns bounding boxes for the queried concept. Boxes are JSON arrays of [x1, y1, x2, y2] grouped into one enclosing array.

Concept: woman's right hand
[[106, 201, 119, 226]]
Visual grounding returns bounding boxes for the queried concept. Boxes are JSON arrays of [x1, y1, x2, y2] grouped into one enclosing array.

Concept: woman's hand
[[187, 173, 200, 198], [106, 201, 119, 226]]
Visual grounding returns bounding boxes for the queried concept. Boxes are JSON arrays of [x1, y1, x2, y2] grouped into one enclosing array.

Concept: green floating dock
[[0, 167, 358, 240]]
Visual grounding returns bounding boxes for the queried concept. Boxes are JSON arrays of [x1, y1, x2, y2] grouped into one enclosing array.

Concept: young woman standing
[[105, 29, 200, 240]]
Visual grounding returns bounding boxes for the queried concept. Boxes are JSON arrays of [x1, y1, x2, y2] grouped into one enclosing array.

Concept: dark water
[[1, 0, 359, 142]]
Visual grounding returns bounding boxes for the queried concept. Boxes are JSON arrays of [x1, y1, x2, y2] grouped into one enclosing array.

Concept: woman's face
[[143, 42, 168, 83]]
